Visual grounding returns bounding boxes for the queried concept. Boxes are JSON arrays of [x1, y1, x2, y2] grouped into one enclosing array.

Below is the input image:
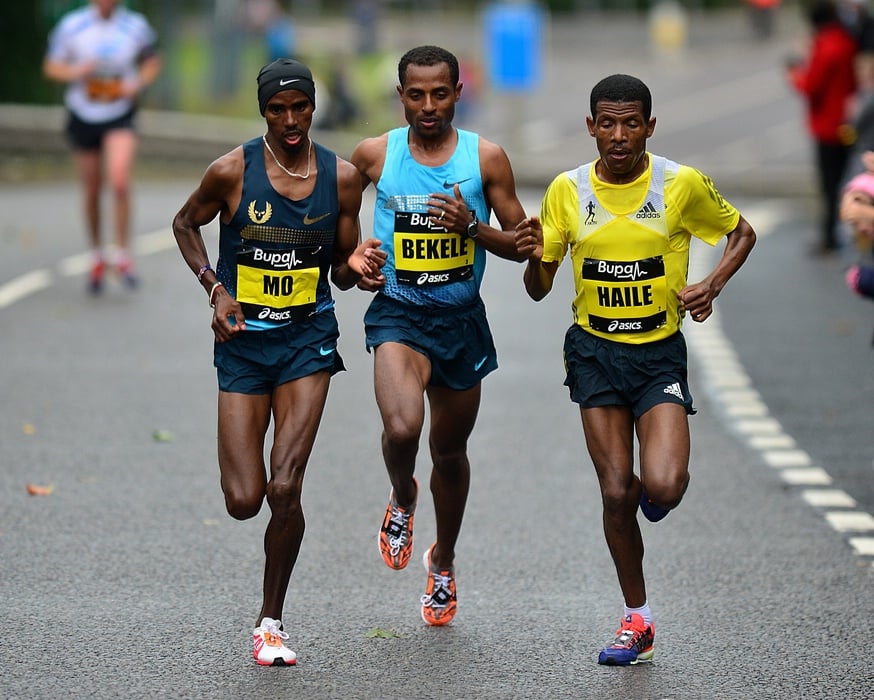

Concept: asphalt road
[[0, 178, 872, 699]]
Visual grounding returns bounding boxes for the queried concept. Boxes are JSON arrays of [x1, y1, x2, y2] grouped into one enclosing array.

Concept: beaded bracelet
[[209, 281, 224, 308], [196, 263, 212, 282]]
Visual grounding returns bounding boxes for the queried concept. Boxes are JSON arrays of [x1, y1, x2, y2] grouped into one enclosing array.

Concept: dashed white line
[[761, 449, 812, 468], [778, 468, 833, 486], [686, 199, 874, 564], [802, 489, 856, 508], [825, 511, 874, 532], [848, 537, 874, 557], [748, 434, 797, 450]]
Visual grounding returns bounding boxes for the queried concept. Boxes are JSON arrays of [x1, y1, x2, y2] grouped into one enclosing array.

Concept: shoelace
[[613, 628, 636, 647], [421, 571, 453, 607], [387, 506, 411, 555], [612, 624, 650, 649], [261, 619, 290, 643]]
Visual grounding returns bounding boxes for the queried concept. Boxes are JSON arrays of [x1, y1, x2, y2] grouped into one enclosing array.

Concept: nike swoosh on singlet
[[319, 346, 335, 356], [443, 177, 472, 189], [279, 78, 300, 86], [303, 212, 332, 225]]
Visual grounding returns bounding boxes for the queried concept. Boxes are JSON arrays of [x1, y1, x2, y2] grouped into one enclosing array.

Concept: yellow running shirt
[[540, 154, 740, 344]]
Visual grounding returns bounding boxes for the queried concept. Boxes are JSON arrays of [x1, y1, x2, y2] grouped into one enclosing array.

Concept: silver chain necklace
[[262, 134, 312, 180]]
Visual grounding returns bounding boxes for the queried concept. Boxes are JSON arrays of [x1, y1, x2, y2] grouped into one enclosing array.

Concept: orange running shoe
[[252, 617, 297, 667], [420, 543, 457, 626], [378, 478, 417, 570], [597, 614, 655, 666]]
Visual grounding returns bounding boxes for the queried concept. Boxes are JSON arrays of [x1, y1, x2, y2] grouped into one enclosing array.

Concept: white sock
[[110, 247, 132, 267], [624, 601, 652, 626]]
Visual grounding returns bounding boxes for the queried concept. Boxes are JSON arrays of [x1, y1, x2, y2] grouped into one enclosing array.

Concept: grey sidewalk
[[1, 6, 814, 197]]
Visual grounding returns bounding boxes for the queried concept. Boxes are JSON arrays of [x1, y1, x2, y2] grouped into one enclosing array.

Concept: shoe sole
[[597, 650, 654, 666], [255, 657, 297, 667]]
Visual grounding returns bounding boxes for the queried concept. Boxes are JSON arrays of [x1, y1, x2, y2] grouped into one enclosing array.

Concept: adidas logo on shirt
[[636, 201, 659, 219], [663, 382, 684, 400]]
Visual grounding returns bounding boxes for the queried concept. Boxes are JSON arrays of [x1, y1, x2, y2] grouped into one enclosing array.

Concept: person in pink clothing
[[840, 153, 874, 317], [787, 0, 858, 253]]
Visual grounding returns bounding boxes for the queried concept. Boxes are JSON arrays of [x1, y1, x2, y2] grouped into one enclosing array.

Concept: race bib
[[86, 75, 123, 102], [582, 256, 668, 334], [236, 246, 321, 323], [393, 211, 474, 286]]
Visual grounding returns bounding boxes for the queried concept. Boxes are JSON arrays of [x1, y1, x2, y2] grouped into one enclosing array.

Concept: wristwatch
[[465, 213, 479, 239]]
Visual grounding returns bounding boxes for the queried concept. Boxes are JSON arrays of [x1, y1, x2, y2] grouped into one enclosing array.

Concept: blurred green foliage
[[0, 4, 56, 103], [1, 0, 758, 114]]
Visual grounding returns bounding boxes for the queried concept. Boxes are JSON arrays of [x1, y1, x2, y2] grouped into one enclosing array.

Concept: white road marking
[[686, 199, 874, 563], [778, 468, 833, 486], [848, 537, 874, 557], [802, 489, 856, 508], [0, 227, 172, 298], [762, 450, 812, 468], [748, 434, 796, 450], [825, 511, 874, 532], [0, 269, 52, 309]]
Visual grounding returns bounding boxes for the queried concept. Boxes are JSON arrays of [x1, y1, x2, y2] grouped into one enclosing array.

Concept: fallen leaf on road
[[152, 429, 174, 443], [26, 483, 55, 496], [365, 627, 401, 639]]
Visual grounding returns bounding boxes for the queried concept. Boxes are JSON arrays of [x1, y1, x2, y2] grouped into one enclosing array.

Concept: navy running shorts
[[214, 310, 345, 395], [562, 324, 696, 418], [65, 108, 136, 151], [364, 293, 497, 390]]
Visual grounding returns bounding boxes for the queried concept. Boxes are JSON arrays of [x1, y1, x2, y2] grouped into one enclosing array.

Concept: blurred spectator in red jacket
[[788, 0, 858, 254]]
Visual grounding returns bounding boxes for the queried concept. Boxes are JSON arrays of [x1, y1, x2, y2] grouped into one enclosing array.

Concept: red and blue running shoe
[[597, 614, 655, 666]]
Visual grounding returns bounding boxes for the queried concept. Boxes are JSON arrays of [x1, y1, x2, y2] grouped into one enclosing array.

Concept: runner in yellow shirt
[[515, 73, 756, 666]]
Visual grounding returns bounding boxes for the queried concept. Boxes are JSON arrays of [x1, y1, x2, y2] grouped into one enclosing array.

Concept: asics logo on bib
[[258, 308, 293, 321], [254, 249, 302, 269], [417, 272, 451, 285], [608, 320, 644, 332]]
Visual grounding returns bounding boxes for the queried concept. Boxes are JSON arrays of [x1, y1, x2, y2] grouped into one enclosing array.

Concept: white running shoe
[[252, 617, 297, 666]]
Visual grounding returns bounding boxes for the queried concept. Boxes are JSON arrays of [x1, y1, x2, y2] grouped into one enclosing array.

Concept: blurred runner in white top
[[44, 0, 161, 293]]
